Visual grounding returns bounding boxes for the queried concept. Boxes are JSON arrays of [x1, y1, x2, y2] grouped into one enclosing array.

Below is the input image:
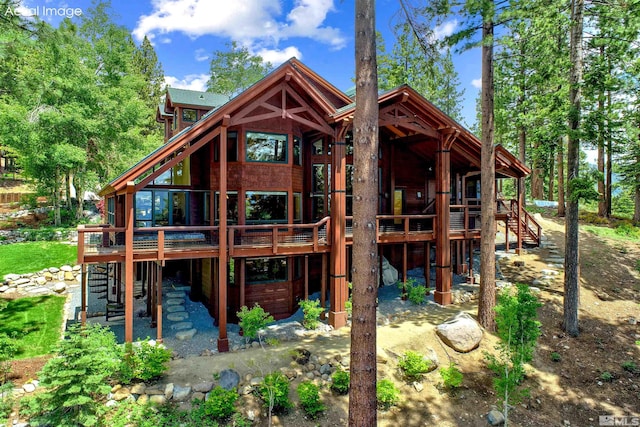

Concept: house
[[76, 58, 540, 352]]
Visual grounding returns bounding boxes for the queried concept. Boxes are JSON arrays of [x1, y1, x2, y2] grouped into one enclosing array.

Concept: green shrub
[[259, 372, 291, 414], [0, 382, 14, 423], [622, 360, 638, 374], [119, 339, 172, 384], [0, 333, 18, 385], [299, 299, 324, 330], [25, 323, 121, 427], [439, 362, 463, 390], [600, 371, 613, 382], [398, 278, 427, 305], [550, 352, 561, 362], [196, 386, 238, 421], [330, 369, 350, 395], [297, 381, 325, 419], [105, 400, 188, 427], [20, 193, 38, 209], [398, 350, 432, 381], [376, 379, 400, 410], [237, 304, 274, 342]]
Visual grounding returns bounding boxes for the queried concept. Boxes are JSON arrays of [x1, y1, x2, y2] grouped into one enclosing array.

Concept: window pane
[[246, 132, 287, 163], [312, 139, 323, 155], [172, 192, 187, 225], [246, 258, 287, 283], [346, 164, 354, 194], [312, 196, 324, 220], [173, 159, 190, 185], [182, 108, 197, 122], [155, 169, 172, 185], [228, 131, 238, 162], [214, 192, 238, 224], [135, 191, 152, 226], [293, 136, 301, 165], [154, 191, 169, 226], [245, 191, 287, 222], [312, 165, 324, 193]]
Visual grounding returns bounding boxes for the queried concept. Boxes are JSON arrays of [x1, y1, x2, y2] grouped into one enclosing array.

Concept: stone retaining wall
[[1, 265, 80, 296]]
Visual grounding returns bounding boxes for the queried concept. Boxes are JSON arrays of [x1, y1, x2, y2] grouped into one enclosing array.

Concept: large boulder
[[218, 369, 240, 391], [381, 256, 399, 286], [435, 312, 483, 353]]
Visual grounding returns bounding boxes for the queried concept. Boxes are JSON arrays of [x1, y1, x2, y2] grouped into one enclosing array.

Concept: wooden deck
[[78, 203, 539, 265]]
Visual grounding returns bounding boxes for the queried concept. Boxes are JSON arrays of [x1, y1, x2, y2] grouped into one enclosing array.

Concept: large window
[[135, 190, 189, 227], [293, 193, 302, 223], [214, 131, 238, 162], [311, 164, 329, 219], [182, 108, 197, 122], [245, 191, 287, 223], [107, 197, 115, 225], [214, 192, 238, 224], [246, 258, 287, 284], [293, 136, 301, 165], [152, 159, 191, 186], [246, 131, 287, 163]]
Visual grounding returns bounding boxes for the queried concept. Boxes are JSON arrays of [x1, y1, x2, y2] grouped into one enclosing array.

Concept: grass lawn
[[0, 295, 66, 359], [0, 241, 77, 277]]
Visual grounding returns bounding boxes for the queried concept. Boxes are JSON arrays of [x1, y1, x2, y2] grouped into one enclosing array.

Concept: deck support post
[[156, 262, 163, 342], [435, 131, 456, 305], [425, 243, 431, 289], [304, 255, 309, 300], [217, 118, 230, 352], [468, 240, 475, 283], [321, 253, 327, 319], [516, 177, 524, 254], [329, 138, 347, 328], [124, 181, 135, 342], [239, 258, 246, 308], [80, 263, 87, 324]]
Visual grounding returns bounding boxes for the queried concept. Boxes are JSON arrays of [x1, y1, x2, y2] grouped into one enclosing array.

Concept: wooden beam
[[156, 262, 163, 342], [434, 136, 452, 305], [217, 122, 230, 353], [328, 138, 347, 328], [124, 182, 135, 342], [80, 263, 87, 324]]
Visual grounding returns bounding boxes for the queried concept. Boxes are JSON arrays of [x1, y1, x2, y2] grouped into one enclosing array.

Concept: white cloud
[[471, 78, 482, 89], [194, 48, 209, 62], [159, 37, 172, 44], [256, 46, 303, 65], [433, 20, 458, 41], [165, 74, 209, 92], [133, 0, 346, 49]]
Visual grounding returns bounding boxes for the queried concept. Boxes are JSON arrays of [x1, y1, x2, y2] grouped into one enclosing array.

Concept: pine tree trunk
[[564, 0, 583, 338], [349, 0, 379, 424], [548, 146, 555, 201], [519, 127, 526, 207], [597, 66, 606, 217], [557, 141, 566, 217], [606, 90, 613, 217], [478, 9, 496, 332], [634, 151, 640, 224]]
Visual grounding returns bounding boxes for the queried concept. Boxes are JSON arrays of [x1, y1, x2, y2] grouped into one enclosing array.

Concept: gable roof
[[166, 88, 228, 109]]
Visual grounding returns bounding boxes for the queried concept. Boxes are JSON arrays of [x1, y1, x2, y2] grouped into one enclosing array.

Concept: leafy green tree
[[207, 41, 272, 99]]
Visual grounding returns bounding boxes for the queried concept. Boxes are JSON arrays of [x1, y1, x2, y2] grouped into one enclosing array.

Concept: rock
[[292, 348, 311, 365], [112, 387, 131, 401], [60, 265, 73, 272], [193, 381, 214, 393], [319, 364, 332, 375], [166, 298, 185, 306], [64, 271, 75, 281], [166, 291, 186, 298], [540, 269, 559, 276], [219, 369, 240, 390], [423, 347, 439, 371], [105, 399, 118, 408], [172, 385, 191, 401], [145, 387, 164, 395], [3, 273, 20, 282], [436, 312, 483, 353], [22, 383, 36, 393], [170, 321, 194, 331], [136, 394, 149, 405], [166, 305, 186, 313], [149, 395, 167, 405], [35, 276, 47, 285], [111, 384, 122, 393], [53, 282, 66, 293], [306, 372, 315, 379], [167, 312, 189, 322], [249, 377, 263, 386], [131, 383, 146, 394], [413, 381, 424, 392], [175, 328, 197, 340], [240, 385, 254, 395], [487, 409, 505, 425], [0, 286, 7, 293], [381, 256, 399, 286], [43, 272, 53, 281], [164, 383, 174, 399], [13, 278, 30, 286], [49, 267, 60, 273], [192, 392, 205, 401]]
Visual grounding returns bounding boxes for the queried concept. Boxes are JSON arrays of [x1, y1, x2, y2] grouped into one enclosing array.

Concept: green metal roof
[[167, 87, 228, 108]]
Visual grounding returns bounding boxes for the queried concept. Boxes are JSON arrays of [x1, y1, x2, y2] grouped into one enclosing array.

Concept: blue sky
[[16, 0, 482, 127]]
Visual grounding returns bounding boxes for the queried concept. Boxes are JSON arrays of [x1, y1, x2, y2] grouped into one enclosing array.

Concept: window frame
[[245, 131, 288, 163]]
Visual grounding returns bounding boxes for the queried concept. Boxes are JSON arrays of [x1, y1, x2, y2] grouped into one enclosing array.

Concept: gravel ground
[[69, 248, 513, 358]]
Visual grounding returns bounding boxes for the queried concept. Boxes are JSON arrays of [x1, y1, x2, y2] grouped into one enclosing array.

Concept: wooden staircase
[[505, 203, 541, 246]]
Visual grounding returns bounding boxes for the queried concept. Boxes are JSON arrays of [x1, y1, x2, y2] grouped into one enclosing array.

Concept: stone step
[[167, 312, 189, 322], [176, 328, 197, 341], [171, 322, 193, 331], [166, 298, 185, 306], [166, 305, 187, 313], [166, 291, 186, 299], [171, 286, 191, 293]]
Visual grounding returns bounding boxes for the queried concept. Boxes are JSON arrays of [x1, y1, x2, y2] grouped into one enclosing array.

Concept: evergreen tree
[[132, 35, 165, 137], [207, 41, 272, 99]]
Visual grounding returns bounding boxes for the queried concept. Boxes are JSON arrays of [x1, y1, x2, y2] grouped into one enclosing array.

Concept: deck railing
[[228, 217, 330, 255], [375, 215, 436, 235]]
